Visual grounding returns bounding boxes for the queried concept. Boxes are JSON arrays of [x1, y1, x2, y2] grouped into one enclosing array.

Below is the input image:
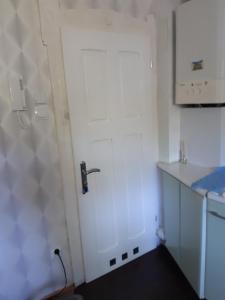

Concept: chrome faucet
[[180, 140, 187, 164]]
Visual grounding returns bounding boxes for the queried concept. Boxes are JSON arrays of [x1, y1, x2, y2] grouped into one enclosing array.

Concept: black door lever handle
[[85, 168, 101, 175], [80, 162, 101, 194]]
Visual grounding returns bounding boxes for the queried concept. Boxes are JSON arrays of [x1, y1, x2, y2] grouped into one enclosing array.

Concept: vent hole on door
[[109, 258, 116, 267], [133, 247, 139, 255], [122, 252, 128, 260]]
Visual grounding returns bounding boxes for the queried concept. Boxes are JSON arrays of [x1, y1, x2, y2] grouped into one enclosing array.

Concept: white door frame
[[38, 0, 157, 285]]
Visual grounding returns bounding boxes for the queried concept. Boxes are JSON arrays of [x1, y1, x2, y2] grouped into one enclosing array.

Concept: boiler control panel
[[176, 80, 225, 105]]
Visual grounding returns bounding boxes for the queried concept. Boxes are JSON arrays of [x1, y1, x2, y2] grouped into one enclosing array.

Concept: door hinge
[[42, 39, 48, 47]]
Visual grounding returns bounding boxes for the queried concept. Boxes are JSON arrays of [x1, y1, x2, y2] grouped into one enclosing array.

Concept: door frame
[[38, 0, 157, 285]]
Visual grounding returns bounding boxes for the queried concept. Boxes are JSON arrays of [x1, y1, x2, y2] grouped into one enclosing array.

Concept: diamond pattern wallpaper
[[0, 0, 73, 299], [0, 0, 154, 299]]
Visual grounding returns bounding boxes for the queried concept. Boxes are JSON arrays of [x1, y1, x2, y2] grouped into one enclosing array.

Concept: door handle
[[80, 161, 101, 194], [86, 168, 101, 175], [208, 210, 225, 221]]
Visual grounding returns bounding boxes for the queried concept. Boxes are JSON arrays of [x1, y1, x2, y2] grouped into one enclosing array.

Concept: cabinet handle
[[208, 210, 225, 221]]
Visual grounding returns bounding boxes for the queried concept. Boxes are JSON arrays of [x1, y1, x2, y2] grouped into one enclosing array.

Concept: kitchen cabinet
[[205, 199, 225, 300], [180, 184, 204, 295], [162, 172, 180, 262], [162, 171, 206, 299]]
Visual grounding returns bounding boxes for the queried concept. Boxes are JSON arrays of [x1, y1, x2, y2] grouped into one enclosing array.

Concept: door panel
[[124, 133, 145, 240], [62, 29, 158, 282], [119, 51, 143, 117], [90, 138, 118, 254], [82, 49, 109, 122]]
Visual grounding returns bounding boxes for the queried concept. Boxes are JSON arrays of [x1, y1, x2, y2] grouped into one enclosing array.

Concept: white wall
[[154, 0, 225, 168], [180, 108, 222, 167], [177, 0, 225, 168], [180, 107, 225, 167], [152, 0, 181, 163]]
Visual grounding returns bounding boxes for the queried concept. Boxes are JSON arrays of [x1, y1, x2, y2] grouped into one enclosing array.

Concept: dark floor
[[76, 246, 199, 300], [75, 246, 199, 300]]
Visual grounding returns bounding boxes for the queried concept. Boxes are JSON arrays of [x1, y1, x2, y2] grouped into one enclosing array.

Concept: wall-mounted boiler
[[176, 0, 225, 105]]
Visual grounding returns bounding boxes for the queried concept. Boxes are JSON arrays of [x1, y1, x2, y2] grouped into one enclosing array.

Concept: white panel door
[[62, 28, 158, 282]]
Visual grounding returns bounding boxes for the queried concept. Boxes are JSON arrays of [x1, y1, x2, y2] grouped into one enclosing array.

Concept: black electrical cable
[[54, 249, 68, 298]]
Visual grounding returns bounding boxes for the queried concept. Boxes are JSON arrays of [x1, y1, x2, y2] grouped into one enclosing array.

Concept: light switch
[[34, 104, 49, 119]]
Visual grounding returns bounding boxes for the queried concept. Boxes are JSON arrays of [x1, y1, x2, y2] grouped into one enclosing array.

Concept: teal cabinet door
[[180, 184, 203, 295], [205, 200, 225, 300], [162, 172, 180, 263]]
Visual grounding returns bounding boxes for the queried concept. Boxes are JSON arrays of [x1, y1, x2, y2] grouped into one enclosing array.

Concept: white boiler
[[176, 0, 225, 105]]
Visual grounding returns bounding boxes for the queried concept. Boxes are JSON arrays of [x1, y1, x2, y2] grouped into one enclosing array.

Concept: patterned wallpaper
[[0, 0, 156, 299], [0, 0, 73, 299]]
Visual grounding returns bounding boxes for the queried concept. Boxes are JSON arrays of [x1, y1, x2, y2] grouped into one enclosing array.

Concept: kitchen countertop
[[158, 161, 213, 196], [207, 192, 225, 204]]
